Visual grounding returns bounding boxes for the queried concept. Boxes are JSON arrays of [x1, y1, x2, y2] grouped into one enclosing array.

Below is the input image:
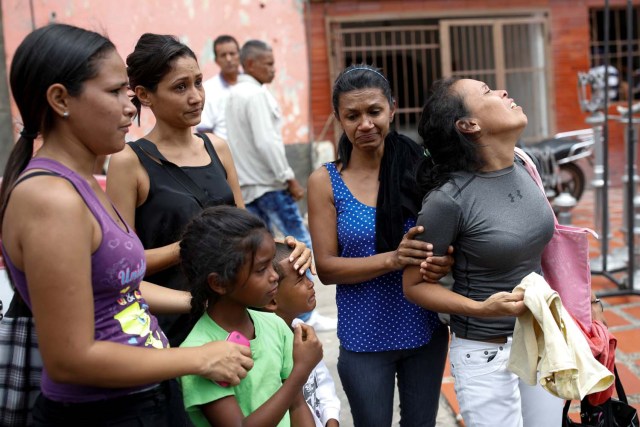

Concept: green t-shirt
[[179, 309, 294, 427]]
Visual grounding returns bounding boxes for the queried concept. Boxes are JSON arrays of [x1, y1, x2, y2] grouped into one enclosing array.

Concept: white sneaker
[[306, 310, 337, 332]]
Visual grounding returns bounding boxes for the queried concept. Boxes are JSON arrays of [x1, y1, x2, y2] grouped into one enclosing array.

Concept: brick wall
[[307, 0, 637, 150]]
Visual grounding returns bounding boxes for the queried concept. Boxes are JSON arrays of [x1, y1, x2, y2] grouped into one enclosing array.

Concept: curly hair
[[180, 206, 269, 318], [416, 78, 485, 194]]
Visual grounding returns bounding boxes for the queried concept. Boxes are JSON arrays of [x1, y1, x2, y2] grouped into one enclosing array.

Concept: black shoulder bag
[[130, 137, 210, 208], [563, 366, 639, 427]]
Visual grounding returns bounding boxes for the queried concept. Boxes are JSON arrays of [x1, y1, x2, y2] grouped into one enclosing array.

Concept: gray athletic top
[[416, 160, 555, 340]]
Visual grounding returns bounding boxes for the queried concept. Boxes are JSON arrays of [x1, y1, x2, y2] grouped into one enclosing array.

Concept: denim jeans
[[246, 190, 312, 248], [337, 322, 449, 427], [449, 334, 563, 427]]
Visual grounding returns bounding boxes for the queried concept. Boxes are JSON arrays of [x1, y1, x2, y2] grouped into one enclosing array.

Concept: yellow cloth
[[507, 272, 613, 400]]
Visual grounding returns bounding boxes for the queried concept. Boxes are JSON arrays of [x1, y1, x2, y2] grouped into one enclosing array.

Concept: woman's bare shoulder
[[203, 133, 230, 152], [308, 163, 331, 186], [108, 143, 140, 168]]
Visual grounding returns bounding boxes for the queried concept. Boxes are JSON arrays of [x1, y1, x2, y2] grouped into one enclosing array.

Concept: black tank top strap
[[128, 139, 164, 166], [196, 133, 227, 178]]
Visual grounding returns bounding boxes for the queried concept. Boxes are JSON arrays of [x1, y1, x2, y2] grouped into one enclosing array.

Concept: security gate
[[329, 13, 552, 142]]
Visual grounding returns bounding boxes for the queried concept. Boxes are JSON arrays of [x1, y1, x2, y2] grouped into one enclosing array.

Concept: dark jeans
[[338, 323, 449, 427], [32, 380, 191, 426]]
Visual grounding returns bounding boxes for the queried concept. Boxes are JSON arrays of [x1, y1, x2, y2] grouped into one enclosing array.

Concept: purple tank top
[[2, 158, 169, 403]]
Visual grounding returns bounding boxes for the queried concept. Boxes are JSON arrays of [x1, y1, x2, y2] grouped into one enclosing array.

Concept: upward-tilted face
[[214, 41, 240, 77], [275, 259, 316, 317], [453, 78, 527, 136], [65, 49, 136, 156], [336, 87, 395, 153], [144, 55, 204, 128]]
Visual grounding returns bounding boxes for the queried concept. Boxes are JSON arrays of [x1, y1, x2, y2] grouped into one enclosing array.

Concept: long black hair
[[180, 205, 269, 318], [331, 64, 423, 253], [332, 64, 394, 170], [416, 78, 484, 195], [126, 33, 197, 125], [0, 24, 115, 229]]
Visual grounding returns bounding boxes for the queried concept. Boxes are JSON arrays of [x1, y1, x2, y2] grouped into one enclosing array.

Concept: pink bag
[[515, 148, 597, 332]]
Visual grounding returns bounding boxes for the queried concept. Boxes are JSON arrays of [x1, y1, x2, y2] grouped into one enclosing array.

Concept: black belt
[[456, 335, 509, 344]]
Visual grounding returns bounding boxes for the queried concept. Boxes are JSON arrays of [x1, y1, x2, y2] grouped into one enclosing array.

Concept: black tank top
[[129, 133, 235, 346]]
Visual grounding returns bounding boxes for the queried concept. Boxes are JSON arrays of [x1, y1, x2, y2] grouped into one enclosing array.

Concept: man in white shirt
[[225, 39, 308, 239], [196, 35, 240, 139], [225, 40, 336, 331]]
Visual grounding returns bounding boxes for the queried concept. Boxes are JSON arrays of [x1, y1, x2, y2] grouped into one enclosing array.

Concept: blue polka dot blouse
[[325, 162, 441, 352]]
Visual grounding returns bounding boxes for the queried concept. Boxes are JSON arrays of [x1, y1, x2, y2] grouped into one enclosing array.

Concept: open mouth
[[510, 102, 518, 110]]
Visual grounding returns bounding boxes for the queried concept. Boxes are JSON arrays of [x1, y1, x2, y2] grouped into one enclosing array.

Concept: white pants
[[450, 334, 564, 427]]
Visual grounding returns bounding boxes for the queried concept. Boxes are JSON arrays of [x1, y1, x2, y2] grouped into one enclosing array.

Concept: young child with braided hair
[[179, 205, 322, 427]]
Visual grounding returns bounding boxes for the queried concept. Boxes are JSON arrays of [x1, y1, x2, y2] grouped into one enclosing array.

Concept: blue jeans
[[337, 323, 449, 427], [246, 190, 312, 248]]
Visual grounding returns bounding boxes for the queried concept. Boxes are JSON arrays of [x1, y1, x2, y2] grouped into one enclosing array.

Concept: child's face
[[229, 232, 279, 308], [275, 258, 316, 316]]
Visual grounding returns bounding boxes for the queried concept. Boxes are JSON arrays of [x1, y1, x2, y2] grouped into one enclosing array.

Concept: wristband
[[591, 298, 604, 312]]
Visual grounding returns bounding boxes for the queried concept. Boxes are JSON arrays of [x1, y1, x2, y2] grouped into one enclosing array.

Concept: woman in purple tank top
[[0, 24, 253, 426]]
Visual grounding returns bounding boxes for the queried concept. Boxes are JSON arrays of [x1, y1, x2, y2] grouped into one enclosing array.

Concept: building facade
[[0, 0, 311, 146], [307, 0, 639, 149]]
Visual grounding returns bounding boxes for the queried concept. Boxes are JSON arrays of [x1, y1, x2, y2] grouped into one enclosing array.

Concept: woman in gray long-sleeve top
[[403, 78, 564, 427]]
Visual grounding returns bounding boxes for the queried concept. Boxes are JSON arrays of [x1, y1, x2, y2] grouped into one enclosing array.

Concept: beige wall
[[1, 0, 310, 144]]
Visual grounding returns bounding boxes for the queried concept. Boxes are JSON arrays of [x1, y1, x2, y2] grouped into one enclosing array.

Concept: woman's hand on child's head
[[292, 323, 323, 375], [419, 245, 454, 283], [198, 341, 254, 386], [284, 236, 315, 275]]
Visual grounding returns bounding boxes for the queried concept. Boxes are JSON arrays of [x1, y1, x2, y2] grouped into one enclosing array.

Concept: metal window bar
[[333, 23, 440, 139], [589, 6, 640, 99], [330, 15, 550, 141], [440, 17, 549, 141]]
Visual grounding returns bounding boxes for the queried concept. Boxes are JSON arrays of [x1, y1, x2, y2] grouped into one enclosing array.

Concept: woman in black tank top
[[106, 34, 311, 347]]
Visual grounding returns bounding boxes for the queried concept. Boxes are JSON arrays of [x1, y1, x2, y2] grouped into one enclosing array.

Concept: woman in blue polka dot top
[[307, 64, 452, 427]]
